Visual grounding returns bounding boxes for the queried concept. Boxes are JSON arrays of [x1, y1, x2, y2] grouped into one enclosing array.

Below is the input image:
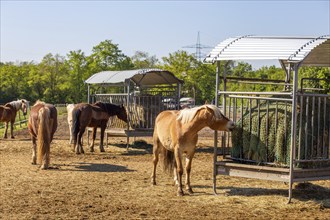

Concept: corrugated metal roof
[[85, 69, 183, 86], [204, 35, 330, 66]]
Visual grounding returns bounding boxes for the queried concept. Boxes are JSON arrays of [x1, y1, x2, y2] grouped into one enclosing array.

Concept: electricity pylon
[[183, 31, 212, 62]]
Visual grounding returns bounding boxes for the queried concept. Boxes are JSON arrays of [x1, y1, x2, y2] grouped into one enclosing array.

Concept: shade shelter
[[204, 35, 330, 202], [85, 69, 183, 147]]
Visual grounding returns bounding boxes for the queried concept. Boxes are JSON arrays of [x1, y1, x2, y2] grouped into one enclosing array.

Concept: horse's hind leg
[[185, 151, 196, 195], [89, 127, 97, 152], [31, 136, 37, 165], [3, 122, 9, 138], [151, 137, 161, 185], [10, 121, 14, 138], [99, 124, 106, 152]]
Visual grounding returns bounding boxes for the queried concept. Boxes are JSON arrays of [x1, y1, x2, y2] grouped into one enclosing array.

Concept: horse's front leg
[[99, 125, 106, 152], [89, 127, 97, 152], [174, 147, 184, 196], [31, 136, 37, 165], [185, 151, 196, 195]]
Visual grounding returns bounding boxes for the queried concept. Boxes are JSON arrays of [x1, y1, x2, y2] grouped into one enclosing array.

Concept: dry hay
[[231, 96, 330, 168]]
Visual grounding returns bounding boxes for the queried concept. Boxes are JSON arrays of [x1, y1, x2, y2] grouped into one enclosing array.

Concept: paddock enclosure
[[205, 35, 330, 202], [1, 115, 330, 219], [84, 69, 183, 147]]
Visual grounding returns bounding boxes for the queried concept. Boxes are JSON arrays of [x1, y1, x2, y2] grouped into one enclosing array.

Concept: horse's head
[[21, 99, 29, 116], [117, 104, 128, 123], [205, 105, 235, 132]]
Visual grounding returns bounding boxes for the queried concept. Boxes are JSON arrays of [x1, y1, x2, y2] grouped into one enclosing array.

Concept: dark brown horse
[[151, 104, 235, 196], [72, 102, 128, 154], [0, 99, 29, 138], [28, 101, 58, 169]]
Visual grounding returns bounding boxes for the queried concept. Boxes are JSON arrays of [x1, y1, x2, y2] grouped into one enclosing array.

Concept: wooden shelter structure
[[85, 69, 183, 147], [204, 35, 330, 202]]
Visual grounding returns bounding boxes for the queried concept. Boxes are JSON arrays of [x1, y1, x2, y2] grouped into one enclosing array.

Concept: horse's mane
[[34, 100, 46, 106], [177, 105, 222, 124]]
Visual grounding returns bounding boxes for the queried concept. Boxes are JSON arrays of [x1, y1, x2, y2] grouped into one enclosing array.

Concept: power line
[[183, 31, 212, 62]]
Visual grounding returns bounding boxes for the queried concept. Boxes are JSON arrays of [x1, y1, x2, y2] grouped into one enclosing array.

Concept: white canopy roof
[[85, 69, 183, 86], [204, 35, 330, 67]]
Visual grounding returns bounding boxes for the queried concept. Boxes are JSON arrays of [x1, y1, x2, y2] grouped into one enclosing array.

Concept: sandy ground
[[0, 114, 329, 219]]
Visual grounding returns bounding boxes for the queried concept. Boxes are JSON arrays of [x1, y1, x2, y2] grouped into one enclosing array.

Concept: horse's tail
[[72, 108, 81, 143], [37, 107, 52, 167], [162, 148, 175, 174]]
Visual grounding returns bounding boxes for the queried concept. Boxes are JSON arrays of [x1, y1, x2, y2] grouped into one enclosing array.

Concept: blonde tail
[[37, 107, 52, 169]]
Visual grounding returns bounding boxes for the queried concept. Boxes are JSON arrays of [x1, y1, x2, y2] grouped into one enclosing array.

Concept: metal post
[[87, 85, 90, 103], [213, 61, 220, 195], [126, 80, 131, 150], [288, 62, 300, 203]]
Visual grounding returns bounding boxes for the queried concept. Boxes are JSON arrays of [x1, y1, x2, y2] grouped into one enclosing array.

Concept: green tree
[[66, 50, 88, 103], [132, 51, 159, 69], [87, 39, 134, 74], [162, 50, 216, 104]]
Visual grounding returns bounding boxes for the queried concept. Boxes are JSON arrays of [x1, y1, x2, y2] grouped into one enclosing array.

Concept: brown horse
[[72, 102, 128, 154], [0, 99, 29, 139], [28, 101, 58, 169], [151, 104, 235, 196]]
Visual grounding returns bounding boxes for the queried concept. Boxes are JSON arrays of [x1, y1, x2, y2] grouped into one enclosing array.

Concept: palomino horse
[[66, 104, 75, 144], [28, 101, 58, 169], [72, 102, 128, 154], [0, 99, 29, 138], [151, 104, 235, 196]]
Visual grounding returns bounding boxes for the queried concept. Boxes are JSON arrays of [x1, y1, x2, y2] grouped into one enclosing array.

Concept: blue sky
[[1, 0, 329, 68]]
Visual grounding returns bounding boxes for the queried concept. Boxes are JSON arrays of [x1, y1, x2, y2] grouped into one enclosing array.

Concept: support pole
[[87, 85, 90, 103], [126, 80, 131, 150], [213, 61, 220, 195], [288, 62, 300, 203]]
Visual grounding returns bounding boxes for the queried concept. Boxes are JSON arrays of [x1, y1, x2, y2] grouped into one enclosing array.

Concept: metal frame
[[213, 60, 330, 203]]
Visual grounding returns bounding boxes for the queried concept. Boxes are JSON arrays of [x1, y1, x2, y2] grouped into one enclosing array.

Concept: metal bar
[[288, 63, 300, 204], [305, 97, 309, 160], [298, 96, 303, 160], [240, 98, 244, 159], [294, 158, 330, 163], [219, 91, 292, 96], [317, 97, 321, 157], [266, 100, 269, 162], [311, 96, 315, 157], [257, 99, 261, 161], [228, 95, 292, 102], [213, 61, 220, 195], [297, 93, 329, 98], [323, 97, 327, 158]]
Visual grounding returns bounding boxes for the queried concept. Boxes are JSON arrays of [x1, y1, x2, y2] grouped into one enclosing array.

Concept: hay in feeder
[[231, 96, 330, 168]]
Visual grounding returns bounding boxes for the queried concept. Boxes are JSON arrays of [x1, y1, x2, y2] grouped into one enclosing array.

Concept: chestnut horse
[[72, 102, 128, 154], [28, 101, 58, 169], [151, 104, 235, 196], [0, 99, 29, 139]]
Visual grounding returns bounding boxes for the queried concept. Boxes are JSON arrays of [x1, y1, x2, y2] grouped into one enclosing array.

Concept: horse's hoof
[[100, 149, 105, 152], [40, 165, 48, 170], [177, 191, 184, 196], [187, 188, 194, 195], [11, 136, 15, 139]]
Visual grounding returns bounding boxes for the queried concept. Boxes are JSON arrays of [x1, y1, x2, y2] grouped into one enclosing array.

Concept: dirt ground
[[1, 114, 329, 220]]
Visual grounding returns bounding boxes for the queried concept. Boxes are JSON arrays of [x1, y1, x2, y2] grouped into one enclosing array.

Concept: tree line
[[1, 39, 329, 105]]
